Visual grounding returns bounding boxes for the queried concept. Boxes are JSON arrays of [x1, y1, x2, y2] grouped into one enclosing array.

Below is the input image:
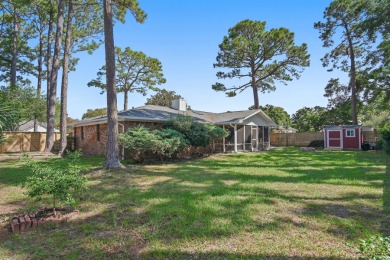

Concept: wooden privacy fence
[[271, 131, 379, 147], [0, 132, 61, 153], [271, 132, 324, 147]]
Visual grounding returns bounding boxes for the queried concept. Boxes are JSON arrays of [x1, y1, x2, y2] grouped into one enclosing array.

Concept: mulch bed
[[10, 208, 79, 233]]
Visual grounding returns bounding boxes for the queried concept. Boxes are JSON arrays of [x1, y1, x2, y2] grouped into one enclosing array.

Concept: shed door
[[327, 130, 342, 148]]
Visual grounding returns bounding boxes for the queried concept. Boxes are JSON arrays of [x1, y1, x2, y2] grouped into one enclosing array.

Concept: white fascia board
[[243, 110, 277, 127]]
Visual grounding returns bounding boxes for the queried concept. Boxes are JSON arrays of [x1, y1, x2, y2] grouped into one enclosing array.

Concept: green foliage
[[165, 115, 228, 147], [292, 106, 327, 132], [379, 123, 390, 155], [292, 104, 357, 132], [23, 151, 87, 210], [0, 103, 18, 146], [154, 128, 188, 159], [119, 126, 187, 161], [250, 104, 291, 127], [88, 46, 166, 109], [361, 94, 390, 129], [0, 0, 35, 88], [145, 89, 183, 107], [213, 19, 310, 108], [82, 107, 107, 119], [359, 236, 390, 259], [119, 126, 159, 161], [0, 86, 47, 125], [120, 118, 229, 161], [315, 0, 377, 124]]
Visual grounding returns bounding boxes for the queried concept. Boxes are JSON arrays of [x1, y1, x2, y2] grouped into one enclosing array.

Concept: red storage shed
[[324, 125, 363, 150]]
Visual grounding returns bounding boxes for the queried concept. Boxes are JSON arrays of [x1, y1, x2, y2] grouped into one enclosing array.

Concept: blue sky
[[66, 0, 343, 119]]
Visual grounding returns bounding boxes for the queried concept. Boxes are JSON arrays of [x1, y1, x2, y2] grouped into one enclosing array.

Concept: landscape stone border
[[10, 210, 79, 233]]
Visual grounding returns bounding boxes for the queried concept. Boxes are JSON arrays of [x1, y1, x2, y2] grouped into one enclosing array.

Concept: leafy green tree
[[249, 104, 291, 127], [0, 0, 35, 89], [315, 0, 376, 125], [88, 46, 166, 111], [212, 19, 310, 109], [145, 89, 182, 107], [292, 106, 328, 132], [23, 151, 87, 215], [361, 93, 390, 129], [0, 103, 18, 146], [0, 86, 47, 125], [360, 1, 390, 105], [102, 0, 146, 169], [82, 107, 107, 119]]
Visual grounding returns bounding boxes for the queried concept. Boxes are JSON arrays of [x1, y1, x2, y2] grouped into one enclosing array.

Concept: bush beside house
[[119, 116, 228, 162]]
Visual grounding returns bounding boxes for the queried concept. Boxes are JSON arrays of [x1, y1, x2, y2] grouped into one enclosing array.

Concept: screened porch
[[221, 124, 270, 152]]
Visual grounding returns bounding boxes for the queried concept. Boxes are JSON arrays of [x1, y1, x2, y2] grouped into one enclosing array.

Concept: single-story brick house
[[73, 99, 277, 156]]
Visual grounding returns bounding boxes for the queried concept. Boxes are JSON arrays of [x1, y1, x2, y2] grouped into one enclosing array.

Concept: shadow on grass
[[0, 148, 388, 259], [382, 161, 390, 236]]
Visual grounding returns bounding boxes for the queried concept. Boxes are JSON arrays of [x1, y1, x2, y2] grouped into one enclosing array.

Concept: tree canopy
[[315, 0, 377, 125], [82, 107, 107, 119], [145, 89, 182, 108], [88, 46, 166, 111], [249, 104, 291, 127], [212, 19, 310, 109]]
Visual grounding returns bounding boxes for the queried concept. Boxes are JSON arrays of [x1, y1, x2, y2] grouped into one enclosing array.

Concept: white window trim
[[346, 129, 355, 138]]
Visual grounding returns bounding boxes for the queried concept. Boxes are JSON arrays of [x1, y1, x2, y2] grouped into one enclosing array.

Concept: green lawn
[[0, 147, 389, 259]]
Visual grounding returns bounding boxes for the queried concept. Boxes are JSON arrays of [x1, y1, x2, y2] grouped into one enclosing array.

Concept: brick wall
[[74, 121, 164, 156]]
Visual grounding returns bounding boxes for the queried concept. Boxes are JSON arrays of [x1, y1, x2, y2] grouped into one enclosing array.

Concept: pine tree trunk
[[124, 90, 128, 111], [251, 66, 259, 109], [11, 6, 18, 90], [345, 25, 358, 125], [103, 0, 122, 169], [59, 0, 74, 156], [46, 0, 53, 137], [45, 0, 65, 152], [35, 22, 44, 133]]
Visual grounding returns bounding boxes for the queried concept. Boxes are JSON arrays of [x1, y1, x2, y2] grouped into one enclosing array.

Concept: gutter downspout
[[118, 122, 125, 160]]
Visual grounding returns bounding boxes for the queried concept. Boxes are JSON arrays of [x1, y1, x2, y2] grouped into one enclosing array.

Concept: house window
[[346, 129, 355, 137], [97, 124, 100, 141], [81, 126, 84, 141]]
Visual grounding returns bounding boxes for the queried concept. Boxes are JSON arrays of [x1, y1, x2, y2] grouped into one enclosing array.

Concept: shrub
[[23, 151, 87, 214], [119, 126, 187, 162], [379, 123, 390, 155], [154, 128, 188, 159], [119, 126, 158, 161], [359, 235, 390, 259], [165, 115, 228, 147]]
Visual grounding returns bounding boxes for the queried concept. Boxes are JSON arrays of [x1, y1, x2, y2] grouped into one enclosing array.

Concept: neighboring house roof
[[17, 120, 60, 132], [74, 105, 277, 127]]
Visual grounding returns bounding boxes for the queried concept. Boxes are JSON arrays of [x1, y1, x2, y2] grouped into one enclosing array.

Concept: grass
[[0, 147, 389, 259]]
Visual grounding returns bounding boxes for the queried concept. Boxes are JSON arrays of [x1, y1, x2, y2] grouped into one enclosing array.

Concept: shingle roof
[[74, 105, 276, 127], [17, 120, 60, 132]]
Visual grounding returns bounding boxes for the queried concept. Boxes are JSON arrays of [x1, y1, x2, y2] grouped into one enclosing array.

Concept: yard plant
[[22, 151, 87, 214]]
